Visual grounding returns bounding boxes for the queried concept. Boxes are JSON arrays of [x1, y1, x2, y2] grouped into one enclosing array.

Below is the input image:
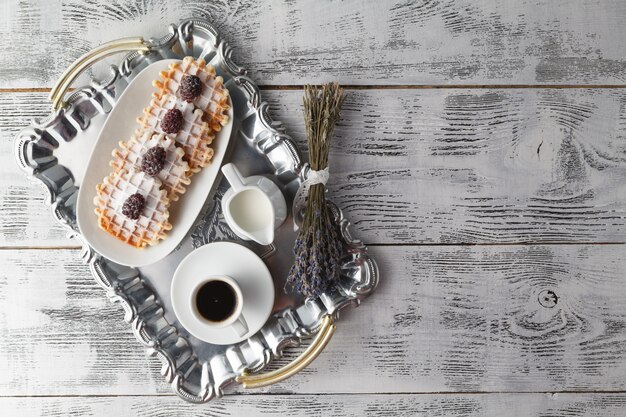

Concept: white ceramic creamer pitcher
[[221, 163, 287, 245]]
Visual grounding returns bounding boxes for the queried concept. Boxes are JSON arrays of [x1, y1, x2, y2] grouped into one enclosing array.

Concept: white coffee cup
[[190, 275, 248, 337], [221, 163, 287, 245]]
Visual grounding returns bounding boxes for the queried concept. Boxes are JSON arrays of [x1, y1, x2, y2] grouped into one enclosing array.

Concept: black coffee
[[195, 280, 237, 322]]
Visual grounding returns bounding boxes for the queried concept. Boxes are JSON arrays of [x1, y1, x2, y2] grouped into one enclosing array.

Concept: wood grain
[[3, 88, 626, 246], [271, 88, 626, 244], [2, 0, 626, 88], [0, 249, 166, 396], [0, 93, 75, 247], [1, 393, 626, 417], [2, 245, 626, 395], [2, 0, 625, 410]]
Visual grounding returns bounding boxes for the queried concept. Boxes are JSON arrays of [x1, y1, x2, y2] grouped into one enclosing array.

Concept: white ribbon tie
[[292, 167, 330, 231]]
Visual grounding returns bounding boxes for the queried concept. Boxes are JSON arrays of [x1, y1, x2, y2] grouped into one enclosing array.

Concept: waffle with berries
[[110, 129, 191, 201], [153, 56, 231, 132], [94, 169, 172, 248], [137, 94, 216, 173]]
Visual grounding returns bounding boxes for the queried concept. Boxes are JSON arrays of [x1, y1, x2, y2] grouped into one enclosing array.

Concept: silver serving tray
[[14, 18, 378, 403]]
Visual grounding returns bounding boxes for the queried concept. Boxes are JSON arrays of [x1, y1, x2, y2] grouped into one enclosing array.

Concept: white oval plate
[[76, 59, 234, 267]]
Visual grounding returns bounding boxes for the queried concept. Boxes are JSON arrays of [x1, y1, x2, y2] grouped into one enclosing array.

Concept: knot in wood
[[538, 289, 558, 308]]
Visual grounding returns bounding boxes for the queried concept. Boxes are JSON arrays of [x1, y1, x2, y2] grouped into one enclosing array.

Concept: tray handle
[[49, 37, 151, 111], [236, 315, 336, 389]]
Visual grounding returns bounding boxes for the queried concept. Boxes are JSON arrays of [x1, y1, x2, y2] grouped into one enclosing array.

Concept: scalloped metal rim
[[13, 18, 379, 403]]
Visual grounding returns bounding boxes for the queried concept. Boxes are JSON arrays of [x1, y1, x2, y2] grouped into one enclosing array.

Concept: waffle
[[94, 169, 172, 248], [111, 129, 191, 201], [137, 93, 215, 173], [153, 56, 230, 132]]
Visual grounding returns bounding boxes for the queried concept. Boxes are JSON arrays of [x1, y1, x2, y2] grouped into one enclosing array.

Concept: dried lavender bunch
[[285, 82, 345, 298]]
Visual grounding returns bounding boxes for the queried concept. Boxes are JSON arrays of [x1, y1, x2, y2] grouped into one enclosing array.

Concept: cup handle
[[231, 315, 249, 337], [222, 163, 246, 192]]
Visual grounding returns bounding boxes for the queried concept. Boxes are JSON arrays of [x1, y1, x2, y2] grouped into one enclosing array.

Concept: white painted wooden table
[[2, 1, 626, 415]]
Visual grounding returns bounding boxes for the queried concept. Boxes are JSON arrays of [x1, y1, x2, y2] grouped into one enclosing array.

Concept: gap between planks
[[0, 246, 82, 250], [263, 84, 626, 90], [0, 241, 624, 251], [368, 241, 626, 247], [2, 84, 626, 94], [3, 390, 626, 399]]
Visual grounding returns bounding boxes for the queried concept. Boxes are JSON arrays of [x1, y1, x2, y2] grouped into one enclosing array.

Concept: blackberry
[[180, 75, 202, 102], [161, 108, 183, 134], [122, 193, 145, 220], [141, 146, 166, 176]]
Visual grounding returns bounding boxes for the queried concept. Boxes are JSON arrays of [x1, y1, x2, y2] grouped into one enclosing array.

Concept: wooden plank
[[1, 393, 626, 417], [0, 92, 75, 247], [3, 88, 626, 246], [2, 0, 626, 88], [281, 88, 626, 244], [1, 245, 626, 395], [0, 249, 167, 395]]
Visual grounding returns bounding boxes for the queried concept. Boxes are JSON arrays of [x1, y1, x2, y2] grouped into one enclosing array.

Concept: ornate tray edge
[[14, 18, 379, 403]]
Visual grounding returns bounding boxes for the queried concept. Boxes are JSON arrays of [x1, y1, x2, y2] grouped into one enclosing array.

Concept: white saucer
[[171, 242, 275, 345]]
